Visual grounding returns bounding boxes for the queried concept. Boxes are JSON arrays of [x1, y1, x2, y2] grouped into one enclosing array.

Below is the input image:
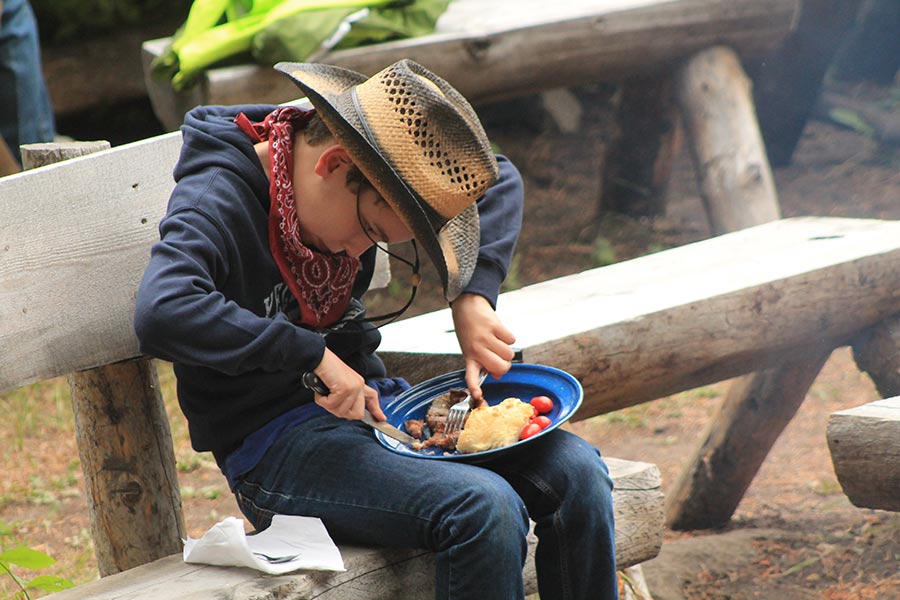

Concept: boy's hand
[[451, 293, 517, 401], [312, 348, 385, 421]]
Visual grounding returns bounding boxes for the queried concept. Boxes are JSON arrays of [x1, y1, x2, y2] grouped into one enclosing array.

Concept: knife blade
[[301, 371, 418, 445]]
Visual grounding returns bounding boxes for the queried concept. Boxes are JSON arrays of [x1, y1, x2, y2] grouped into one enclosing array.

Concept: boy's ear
[[314, 144, 352, 177]]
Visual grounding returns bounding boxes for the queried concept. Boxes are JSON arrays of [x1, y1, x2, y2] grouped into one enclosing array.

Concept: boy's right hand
[[311, 348, 385, 421]]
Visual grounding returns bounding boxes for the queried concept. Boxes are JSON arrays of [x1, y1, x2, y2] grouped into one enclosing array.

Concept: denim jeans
[[233, 415, 618, 600], [0, 0, 55, 162]]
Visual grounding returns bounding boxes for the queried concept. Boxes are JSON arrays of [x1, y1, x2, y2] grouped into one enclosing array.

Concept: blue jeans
[[0, 0, 55, 162], [233, 415, 618, 600]]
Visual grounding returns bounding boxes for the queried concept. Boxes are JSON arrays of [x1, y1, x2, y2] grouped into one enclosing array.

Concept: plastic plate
[[375, 363, 583, 462]]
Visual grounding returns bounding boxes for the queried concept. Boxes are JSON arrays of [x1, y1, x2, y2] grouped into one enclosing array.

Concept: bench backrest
[[0, 133, 390, 394]]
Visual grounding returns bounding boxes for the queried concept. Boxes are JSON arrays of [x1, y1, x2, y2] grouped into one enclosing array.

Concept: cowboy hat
[[274, 59, 499, 302]]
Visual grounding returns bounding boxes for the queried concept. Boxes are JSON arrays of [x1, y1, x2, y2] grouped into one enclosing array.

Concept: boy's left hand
[[451, 293, 517, 401]]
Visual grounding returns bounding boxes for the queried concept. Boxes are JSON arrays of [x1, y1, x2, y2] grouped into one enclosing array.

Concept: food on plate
[[404, 388, 474, 452], [456, 398, 536, 453], [403, 389, 555, 454], [530, 395, 554, 415]]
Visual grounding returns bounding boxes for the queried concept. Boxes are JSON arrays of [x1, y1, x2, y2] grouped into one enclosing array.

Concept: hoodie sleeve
[[133, 170, 327, 377], [460, 155, 524, 308]]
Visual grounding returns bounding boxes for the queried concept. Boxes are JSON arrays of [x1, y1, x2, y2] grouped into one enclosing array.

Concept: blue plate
[[375, 363, 583, 462]]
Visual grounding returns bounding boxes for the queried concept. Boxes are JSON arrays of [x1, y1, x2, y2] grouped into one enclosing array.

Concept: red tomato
[[520, 422, 542, 440], [530, 395, 554, 415], [532, 415, 552, 430]]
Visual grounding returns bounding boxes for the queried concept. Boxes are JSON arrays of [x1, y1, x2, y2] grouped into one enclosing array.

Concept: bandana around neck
[[236, 106, 360, 329]]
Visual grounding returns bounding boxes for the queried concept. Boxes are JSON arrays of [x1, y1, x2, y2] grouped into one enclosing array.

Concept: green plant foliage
[[0, 547, 74, 599]]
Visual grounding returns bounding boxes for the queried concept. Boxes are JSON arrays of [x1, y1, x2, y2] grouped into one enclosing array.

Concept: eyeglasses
[[355, 183, 420, 327]]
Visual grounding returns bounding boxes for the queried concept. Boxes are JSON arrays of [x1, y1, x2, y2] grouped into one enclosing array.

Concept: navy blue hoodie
[[134, 104, 523, 462]]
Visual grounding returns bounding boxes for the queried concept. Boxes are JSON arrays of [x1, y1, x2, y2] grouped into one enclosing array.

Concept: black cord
[[354, 184, 420, 328]]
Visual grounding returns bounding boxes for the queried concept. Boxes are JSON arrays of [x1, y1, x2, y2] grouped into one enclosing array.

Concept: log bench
[[1, 138, 664, 597], [827, 397, 900, 513]]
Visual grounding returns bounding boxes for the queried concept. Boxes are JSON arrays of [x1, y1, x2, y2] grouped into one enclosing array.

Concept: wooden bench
[[827, 397, 900, 513], [1, 138, 664, 597]]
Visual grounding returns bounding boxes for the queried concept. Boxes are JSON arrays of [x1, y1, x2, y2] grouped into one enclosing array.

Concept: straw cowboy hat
[[274, 59, 499, 302]]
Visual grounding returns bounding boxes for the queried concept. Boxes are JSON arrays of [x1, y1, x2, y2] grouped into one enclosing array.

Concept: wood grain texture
[[675, 45, 781, 234], [69, 359, 185, 575], [827, 397, 900, 512], [46, 457, 662, 599], [379, 217, 900, 417], [142, 0, 799, 130]]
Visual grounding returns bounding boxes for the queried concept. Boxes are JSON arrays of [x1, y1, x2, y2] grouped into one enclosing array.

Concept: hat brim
[[274, 61, 477, 301]]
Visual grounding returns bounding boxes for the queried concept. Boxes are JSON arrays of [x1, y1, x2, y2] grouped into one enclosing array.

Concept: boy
[[134, 59, 617, 599]]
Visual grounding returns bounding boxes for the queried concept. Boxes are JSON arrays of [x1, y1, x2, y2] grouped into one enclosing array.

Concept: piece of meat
[[405, 388, 472, 452]]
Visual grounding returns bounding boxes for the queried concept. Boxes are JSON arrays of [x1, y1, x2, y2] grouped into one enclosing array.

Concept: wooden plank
[[0, 133, 181, 394], [45, 457, 663, 599], [827, 397, 900, 512], [142, 0, 799, 130], [378, 217, 900, 418]]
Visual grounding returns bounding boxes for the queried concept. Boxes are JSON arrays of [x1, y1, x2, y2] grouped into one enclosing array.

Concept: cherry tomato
[[531, 415, 552, 430], [530, 395, 554, 415], [520, 422, 542, 440]]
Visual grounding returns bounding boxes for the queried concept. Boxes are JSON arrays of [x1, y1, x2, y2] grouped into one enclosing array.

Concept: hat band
[[349, 87, 377, 147]]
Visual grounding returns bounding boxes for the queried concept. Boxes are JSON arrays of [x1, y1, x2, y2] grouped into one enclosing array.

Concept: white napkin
[[183, 515, 345, 574]]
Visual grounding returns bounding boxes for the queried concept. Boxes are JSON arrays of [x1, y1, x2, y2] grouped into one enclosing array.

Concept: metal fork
[[444, 371, 488, 435]]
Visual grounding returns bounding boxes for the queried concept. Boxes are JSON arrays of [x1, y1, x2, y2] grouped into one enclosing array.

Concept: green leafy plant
[[0, 547, 74, 599]]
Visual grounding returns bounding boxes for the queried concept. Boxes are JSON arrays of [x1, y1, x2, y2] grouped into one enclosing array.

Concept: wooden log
[[68, 360, 185, 575], [827, 397, 900, 512], [602, 75, 680, 218], [851, 314, 900, 399], [674, 45, 781, 235], [19, 142, 185, 576], [142, 0, 799, 131], [752, 0, 866, 166], [666, 348, 833, 530], [378, 217, 900, 415], [20, 141, 112, 170], [42, 457, 664, 599]]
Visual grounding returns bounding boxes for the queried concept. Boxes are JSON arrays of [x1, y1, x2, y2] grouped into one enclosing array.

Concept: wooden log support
[[666, 349, 833, 530], [827, 397, 900, 512], [674, 45, 781, 235], [851, 315, 900, 399], [40, 458, 664, 600], [19, 142, 185, 576]]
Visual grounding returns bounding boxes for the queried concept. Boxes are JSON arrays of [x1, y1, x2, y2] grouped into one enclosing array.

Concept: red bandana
[[236, 106, 360, 328]]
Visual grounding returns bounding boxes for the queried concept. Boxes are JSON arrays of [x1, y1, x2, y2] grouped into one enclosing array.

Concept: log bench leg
[[68, 358, 185, 576], [666, 348, 833, 530], [674, 44, 781, 235]]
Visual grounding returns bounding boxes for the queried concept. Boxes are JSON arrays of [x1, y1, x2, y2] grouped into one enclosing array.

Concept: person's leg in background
[[0, 0, 55, 172]]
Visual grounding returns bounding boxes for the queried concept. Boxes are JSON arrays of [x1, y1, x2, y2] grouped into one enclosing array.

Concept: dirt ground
[[2, 57, 900, 598]]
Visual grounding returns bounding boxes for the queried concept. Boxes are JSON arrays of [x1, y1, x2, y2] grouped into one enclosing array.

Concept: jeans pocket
[[234, 485, 275, 531]]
